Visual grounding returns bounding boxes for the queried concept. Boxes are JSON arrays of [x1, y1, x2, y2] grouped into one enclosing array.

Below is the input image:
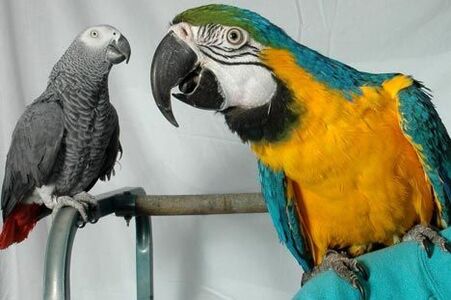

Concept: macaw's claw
[[301, 250, 368, 300], [403, 224, 451, 258]]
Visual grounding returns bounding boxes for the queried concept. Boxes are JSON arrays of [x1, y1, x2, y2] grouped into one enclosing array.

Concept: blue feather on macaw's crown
[[174, 4, 397, 98]]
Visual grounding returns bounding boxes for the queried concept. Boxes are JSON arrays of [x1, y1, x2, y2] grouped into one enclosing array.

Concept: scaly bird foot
[[403, 224, 451, 258], [301, 250, 368, 300], [52, 192, 97, 224], [73, 192, 98, 226]]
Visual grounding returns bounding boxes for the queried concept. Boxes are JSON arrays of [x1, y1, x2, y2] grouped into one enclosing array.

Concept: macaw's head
[[150, 4, 302, 143]]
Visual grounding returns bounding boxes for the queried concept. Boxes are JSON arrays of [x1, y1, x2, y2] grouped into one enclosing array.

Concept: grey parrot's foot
[[73, 192, 99, 226], [301, 250, 368, 300], [403, 224, 451, 257], [73, 191, 97, 207], [52, 195, 90, 221], [52, 192, 97, 224]]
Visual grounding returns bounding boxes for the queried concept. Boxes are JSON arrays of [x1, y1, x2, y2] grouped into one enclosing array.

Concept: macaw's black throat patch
[[222, 78, 299, 143]]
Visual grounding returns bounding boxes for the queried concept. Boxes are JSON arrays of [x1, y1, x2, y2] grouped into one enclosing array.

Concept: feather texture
[[397, 79, 451, 226], [258, 161, 313, 270]]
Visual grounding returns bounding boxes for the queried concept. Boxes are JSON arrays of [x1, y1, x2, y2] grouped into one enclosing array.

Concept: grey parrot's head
[[56, 25, 131, 75], [77, 25, 131, 65]]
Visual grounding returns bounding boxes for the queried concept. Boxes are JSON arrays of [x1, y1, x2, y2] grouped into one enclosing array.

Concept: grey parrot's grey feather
[[86, 108, 122, 191], [48, 74, 121, 196], [1, 93, 64, 219]]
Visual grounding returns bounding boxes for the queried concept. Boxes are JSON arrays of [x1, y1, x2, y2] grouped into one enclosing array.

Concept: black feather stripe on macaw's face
[[151, 22, 278, 127]]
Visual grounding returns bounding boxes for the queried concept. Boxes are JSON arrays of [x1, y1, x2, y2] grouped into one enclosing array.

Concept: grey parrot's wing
[[85, 108, 122, 191], [1, 98, 64, 219]]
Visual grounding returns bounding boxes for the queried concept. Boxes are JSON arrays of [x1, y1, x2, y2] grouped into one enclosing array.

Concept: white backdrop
[[0, 0, 450, 299]]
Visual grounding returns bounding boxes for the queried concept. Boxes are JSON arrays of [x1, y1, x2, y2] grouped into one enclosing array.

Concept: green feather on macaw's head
[[172, 4, 293, 49]]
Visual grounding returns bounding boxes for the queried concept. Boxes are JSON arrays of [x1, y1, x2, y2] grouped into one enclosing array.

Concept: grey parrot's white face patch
[[78, 25, 120, 49], [170, 22, 277, 110]]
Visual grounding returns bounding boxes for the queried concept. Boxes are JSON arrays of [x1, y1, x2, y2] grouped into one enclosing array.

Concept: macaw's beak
[[150, 31, 225, 127]]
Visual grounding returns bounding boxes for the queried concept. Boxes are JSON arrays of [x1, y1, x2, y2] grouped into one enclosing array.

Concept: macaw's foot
[[403, 224, 451, 258], [52, 192, 97, 224], [301, 250, 368, 300]]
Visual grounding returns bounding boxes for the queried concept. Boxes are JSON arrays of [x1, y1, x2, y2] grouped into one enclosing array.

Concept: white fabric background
[[0, 0, 450, 299]]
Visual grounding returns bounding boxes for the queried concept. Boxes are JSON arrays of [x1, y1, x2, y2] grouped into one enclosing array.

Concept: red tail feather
[[0, 204, 43, 249]]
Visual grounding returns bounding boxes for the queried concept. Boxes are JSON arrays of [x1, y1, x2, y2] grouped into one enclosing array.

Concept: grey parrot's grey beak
[[150, 31, 225, 127], [107, 35, 131, 64]]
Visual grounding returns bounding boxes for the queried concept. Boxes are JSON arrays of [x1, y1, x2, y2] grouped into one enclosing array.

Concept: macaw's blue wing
[[257, 160, 313, 271], [398, 80, 451, 226]]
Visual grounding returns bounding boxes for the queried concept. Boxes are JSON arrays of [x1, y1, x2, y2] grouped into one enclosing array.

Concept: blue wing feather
[[398, 80, 451, 226], [257, 160, 313, 271]]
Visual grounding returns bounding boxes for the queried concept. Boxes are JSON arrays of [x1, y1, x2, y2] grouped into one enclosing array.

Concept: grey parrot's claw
[[52, 195, 89, 222], [76, 218, 86, 228], [73, 192, 97, 207], [85, 202, 99, 224], [88, 211, 99, 224]]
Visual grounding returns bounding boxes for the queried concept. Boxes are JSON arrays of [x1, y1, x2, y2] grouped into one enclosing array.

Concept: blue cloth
[[294, 228, 451, 300]]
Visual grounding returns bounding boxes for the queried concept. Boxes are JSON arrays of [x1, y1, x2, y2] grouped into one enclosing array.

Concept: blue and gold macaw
[[150, 4, 451, 297]]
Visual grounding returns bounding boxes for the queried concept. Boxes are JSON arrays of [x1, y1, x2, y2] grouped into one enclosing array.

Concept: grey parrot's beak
[[150, 31, 225, 127], [107, 35, 131, 64]]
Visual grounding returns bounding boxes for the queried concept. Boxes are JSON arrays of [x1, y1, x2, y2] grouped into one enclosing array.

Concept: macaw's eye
[[90, 30, 99, 38], [226, 28, 246, 46]]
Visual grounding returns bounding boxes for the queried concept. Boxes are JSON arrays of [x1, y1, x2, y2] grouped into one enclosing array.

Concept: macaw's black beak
[[150, 31, 225, 127]]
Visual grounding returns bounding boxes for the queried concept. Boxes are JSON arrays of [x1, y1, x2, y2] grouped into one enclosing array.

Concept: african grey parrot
[[0, 25, 131, 249]]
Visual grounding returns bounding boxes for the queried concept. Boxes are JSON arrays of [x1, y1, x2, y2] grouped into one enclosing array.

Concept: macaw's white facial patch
[[205, 60, 277, 110], [78, 25, 120, 49]]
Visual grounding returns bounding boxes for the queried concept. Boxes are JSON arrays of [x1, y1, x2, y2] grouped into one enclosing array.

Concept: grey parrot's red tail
[[0, 204, 42, 249]]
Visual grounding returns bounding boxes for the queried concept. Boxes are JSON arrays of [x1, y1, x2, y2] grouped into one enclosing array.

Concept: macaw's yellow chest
[[251, 56, 435, 263]]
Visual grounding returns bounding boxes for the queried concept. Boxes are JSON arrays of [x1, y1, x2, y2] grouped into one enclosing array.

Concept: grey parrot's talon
[[88, 213, 99, 224], [76, 218, 86, 228]]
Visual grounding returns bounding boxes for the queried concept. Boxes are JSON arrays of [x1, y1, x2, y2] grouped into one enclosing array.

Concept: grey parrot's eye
[[90, 30, 99, 38], [226, 28, 246, 46]]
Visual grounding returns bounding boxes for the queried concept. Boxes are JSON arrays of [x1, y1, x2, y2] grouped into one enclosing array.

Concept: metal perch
[[43, 188, 266, 300]]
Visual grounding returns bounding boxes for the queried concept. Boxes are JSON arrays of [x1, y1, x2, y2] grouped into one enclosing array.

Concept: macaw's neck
[[223, 41, 397, 145], [222, 77, 300, 143]]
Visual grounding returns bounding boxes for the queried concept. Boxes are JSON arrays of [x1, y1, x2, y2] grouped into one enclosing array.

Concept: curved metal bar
[[43, 189, 265, 300], [43, 187, 145, 300], [43, 207, 78, 300], [136, 216, 153, 300]]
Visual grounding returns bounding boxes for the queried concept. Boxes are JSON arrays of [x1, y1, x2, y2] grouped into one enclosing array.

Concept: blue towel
[[294, 227, 451, 300]]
